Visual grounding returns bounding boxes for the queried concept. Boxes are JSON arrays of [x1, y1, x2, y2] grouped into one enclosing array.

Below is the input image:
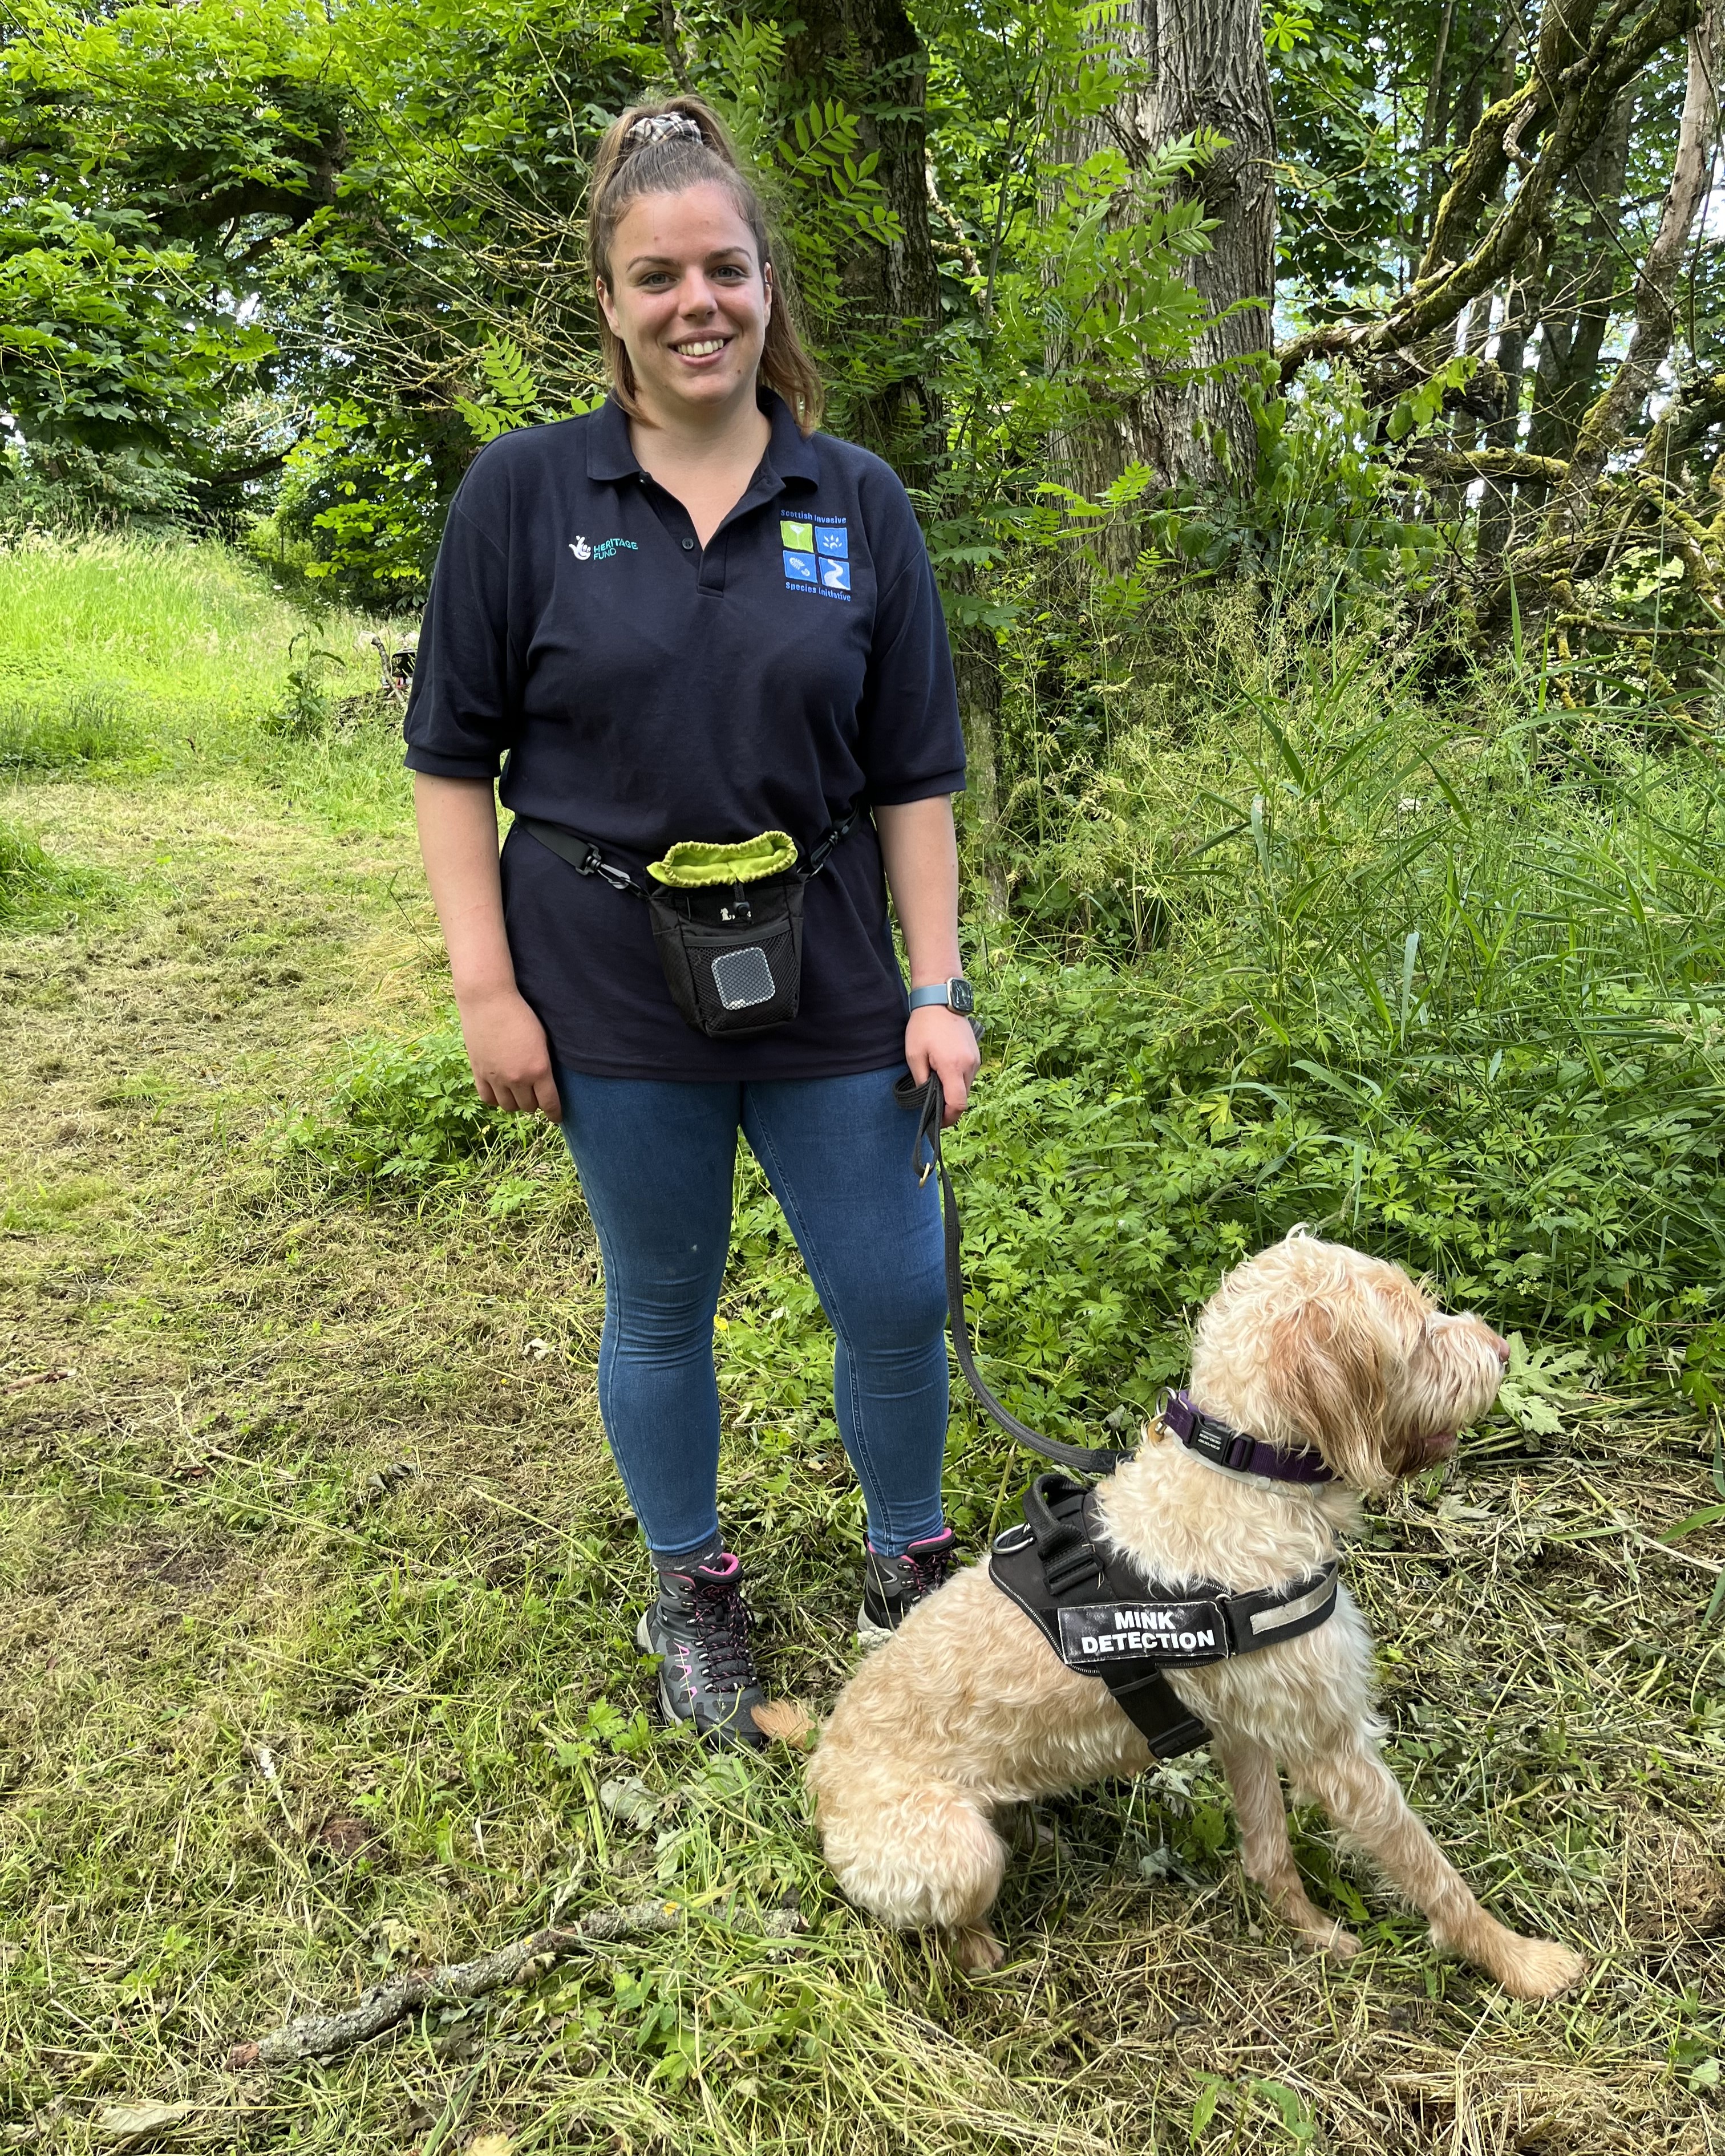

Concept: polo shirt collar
[[586, 387, 819, 489]]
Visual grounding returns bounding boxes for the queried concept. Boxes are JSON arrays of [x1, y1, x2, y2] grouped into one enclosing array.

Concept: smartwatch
[[908, 976, 975, 1016]]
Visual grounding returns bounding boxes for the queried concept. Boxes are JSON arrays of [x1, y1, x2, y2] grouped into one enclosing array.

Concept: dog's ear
[[1264, 1292, 1392, 1489]]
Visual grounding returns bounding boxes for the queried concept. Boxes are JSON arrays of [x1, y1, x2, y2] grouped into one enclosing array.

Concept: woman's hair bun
[[626, 112, 705, 148]]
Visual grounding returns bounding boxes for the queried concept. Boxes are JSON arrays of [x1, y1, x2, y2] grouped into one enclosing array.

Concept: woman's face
[[597, 182, 771, 425]]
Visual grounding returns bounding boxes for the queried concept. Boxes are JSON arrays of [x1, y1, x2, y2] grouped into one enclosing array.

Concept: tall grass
[[930, 631, 1725, 1423], [0, 819, 104, 925], [0, 533, 392, 740]]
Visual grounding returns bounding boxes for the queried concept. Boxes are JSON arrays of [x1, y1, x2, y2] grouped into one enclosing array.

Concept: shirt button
[[682, 537, 695, 550]]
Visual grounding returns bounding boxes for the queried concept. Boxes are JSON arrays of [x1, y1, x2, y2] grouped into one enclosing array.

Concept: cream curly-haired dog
[[779, 1230, 1584, 1997]]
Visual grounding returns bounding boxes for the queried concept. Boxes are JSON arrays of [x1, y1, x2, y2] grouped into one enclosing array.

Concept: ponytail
[[587, 96, 825, 436]]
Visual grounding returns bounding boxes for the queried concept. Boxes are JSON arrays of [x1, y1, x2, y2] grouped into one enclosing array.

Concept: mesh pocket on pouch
[[710, 944, 777, 1009], [648, 881, 805, 1038], [692, 918, 799, 1032]]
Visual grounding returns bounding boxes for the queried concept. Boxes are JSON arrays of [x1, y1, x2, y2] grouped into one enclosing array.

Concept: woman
[[406, 97, 979, 1748]]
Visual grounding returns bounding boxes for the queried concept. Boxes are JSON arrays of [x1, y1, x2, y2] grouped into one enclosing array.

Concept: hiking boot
[[634, 1554, 767, 1748], [857, 1526, 958, 1642]]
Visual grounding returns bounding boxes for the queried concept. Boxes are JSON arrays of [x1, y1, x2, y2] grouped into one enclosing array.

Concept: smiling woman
[[404, 95, 981, 1750]]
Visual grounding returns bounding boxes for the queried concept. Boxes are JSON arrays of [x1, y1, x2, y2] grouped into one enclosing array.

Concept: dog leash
[[895, 1072, 1126, 1477], [897, 1072, 1334, 1488]]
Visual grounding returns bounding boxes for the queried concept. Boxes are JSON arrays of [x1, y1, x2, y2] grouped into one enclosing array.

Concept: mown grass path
[[3, 576, 1725, 2151]]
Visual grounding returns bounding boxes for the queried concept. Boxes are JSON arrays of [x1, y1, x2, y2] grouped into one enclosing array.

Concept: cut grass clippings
[[3, 541, 1725, 2153]]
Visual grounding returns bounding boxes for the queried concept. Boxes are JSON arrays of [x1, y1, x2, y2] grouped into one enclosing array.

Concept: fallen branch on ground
[[229, 1897, 807, 2068]]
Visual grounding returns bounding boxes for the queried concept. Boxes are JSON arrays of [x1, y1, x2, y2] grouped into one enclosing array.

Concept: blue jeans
[[556, 1063, 949, 1563]]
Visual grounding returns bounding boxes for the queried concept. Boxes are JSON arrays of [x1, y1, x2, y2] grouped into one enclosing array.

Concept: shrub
[[281, 1031, 562, 1205]]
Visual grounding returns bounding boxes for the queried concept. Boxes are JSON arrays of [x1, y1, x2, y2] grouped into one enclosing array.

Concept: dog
[[775, 1230, 1585, 1997]]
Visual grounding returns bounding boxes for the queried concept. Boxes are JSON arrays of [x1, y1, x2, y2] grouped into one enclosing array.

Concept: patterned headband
[[626, 113, 704, 148]]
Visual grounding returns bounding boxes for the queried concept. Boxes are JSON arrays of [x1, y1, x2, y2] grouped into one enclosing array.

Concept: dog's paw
[[952, 1926, 1005, 1973], [1496, 1936, 1586, 2001], [1312, 1920, 1362, 1962]]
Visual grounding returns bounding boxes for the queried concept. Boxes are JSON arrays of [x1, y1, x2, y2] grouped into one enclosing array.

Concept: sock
[[650, 1525, 726, 1578]]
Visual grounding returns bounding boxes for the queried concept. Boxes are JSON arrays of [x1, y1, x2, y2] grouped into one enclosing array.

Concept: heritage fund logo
[[781, 514, 851, 598], [569, 536, 639, 562]]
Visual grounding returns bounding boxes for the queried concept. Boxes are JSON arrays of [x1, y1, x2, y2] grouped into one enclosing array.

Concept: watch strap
[[908, 983, 953, 1012]]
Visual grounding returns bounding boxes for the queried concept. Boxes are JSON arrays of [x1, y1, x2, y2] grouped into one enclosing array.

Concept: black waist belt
[[989, 1472, 1341, 1759]]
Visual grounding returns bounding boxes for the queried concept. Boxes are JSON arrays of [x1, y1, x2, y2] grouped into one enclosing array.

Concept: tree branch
[[1276, 0, 1703, 387], [228, 1899, 807, 2069], [1408, 448, 1573, 484]]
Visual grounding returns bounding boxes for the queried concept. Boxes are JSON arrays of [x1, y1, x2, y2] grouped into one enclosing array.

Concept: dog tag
[[1056, 1597, 1230, 1668]]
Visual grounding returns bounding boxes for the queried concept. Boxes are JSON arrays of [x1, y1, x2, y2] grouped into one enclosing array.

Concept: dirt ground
[[5, 763, 1725, 2154]]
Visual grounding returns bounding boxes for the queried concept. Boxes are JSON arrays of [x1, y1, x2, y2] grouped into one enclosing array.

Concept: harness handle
[[896, 1071, 1127, 1479]]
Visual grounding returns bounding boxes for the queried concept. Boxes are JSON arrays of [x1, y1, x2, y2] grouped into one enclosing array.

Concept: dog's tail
[[751, 1699, 818, 1745]]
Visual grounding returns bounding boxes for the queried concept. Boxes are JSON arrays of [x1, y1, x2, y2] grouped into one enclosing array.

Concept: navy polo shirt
[[404, 391, 966, 1081]]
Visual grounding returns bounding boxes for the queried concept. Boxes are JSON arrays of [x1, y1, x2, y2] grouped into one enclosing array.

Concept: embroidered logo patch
[[782, 514, 852, 600], [569, 536, 638, 562]]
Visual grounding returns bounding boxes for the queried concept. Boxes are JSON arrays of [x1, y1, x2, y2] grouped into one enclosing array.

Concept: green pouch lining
[[647, 830, 798, 887]]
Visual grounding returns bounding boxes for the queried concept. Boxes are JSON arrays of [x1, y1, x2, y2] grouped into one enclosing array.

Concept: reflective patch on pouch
[[711, 946, 775, 1008]]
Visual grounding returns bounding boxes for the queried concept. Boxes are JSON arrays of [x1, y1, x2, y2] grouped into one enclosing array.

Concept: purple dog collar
[[1159, 1388, 1334, 1486]]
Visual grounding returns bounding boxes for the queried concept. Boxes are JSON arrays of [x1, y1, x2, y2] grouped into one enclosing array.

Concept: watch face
[[950, 977, 975, 1015]]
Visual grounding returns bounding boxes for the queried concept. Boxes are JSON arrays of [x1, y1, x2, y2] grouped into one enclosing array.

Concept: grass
[[2, 538, 1725, 2153]]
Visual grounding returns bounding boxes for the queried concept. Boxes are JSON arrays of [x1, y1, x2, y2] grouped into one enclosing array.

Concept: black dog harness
[[894, 1072, 1343, 1759], [990, 1472, 1342, 1758]]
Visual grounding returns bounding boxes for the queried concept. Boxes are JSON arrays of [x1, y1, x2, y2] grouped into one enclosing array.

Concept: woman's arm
[[876, 795, 980, 1126], [414, 774, 562, 1120]]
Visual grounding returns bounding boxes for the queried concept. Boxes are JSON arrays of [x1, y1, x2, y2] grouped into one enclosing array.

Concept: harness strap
[[518, 810, 858, 896], [1020, 1472, 1109, 1598], [991, 1481, 1210, 1759]]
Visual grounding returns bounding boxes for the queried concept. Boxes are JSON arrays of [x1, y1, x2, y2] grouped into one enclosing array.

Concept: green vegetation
[[3, 541, 1723, 2155], [0, 537, 391, 749], [8, 0, 1725, 2131], [0, 817, 104, 926]]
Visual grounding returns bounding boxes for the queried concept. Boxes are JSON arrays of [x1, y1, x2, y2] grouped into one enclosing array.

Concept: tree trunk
[[780, 0, 943, 471], [1066, 0, 1274, 493], [1477, 255, 1548, 559], [1545, 0, 1722, 542], [1127, 0, 1275, 487], [1525, 87, 1635, 465]]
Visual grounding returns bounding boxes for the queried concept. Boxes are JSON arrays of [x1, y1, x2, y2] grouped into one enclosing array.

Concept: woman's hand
[[876, 796, 978, 1126], [459, 983, 563, 1120], [415, 774, 563, 1122], [905, 1004, 981, 1126]]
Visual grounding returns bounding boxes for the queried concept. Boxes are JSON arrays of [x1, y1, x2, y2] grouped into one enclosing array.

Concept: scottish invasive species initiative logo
[[781, 516, 851, 599], [568, 536, 638, 562]]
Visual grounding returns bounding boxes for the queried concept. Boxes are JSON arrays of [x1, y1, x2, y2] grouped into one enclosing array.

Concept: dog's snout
[[1491, 1332, 1511, 1368]]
